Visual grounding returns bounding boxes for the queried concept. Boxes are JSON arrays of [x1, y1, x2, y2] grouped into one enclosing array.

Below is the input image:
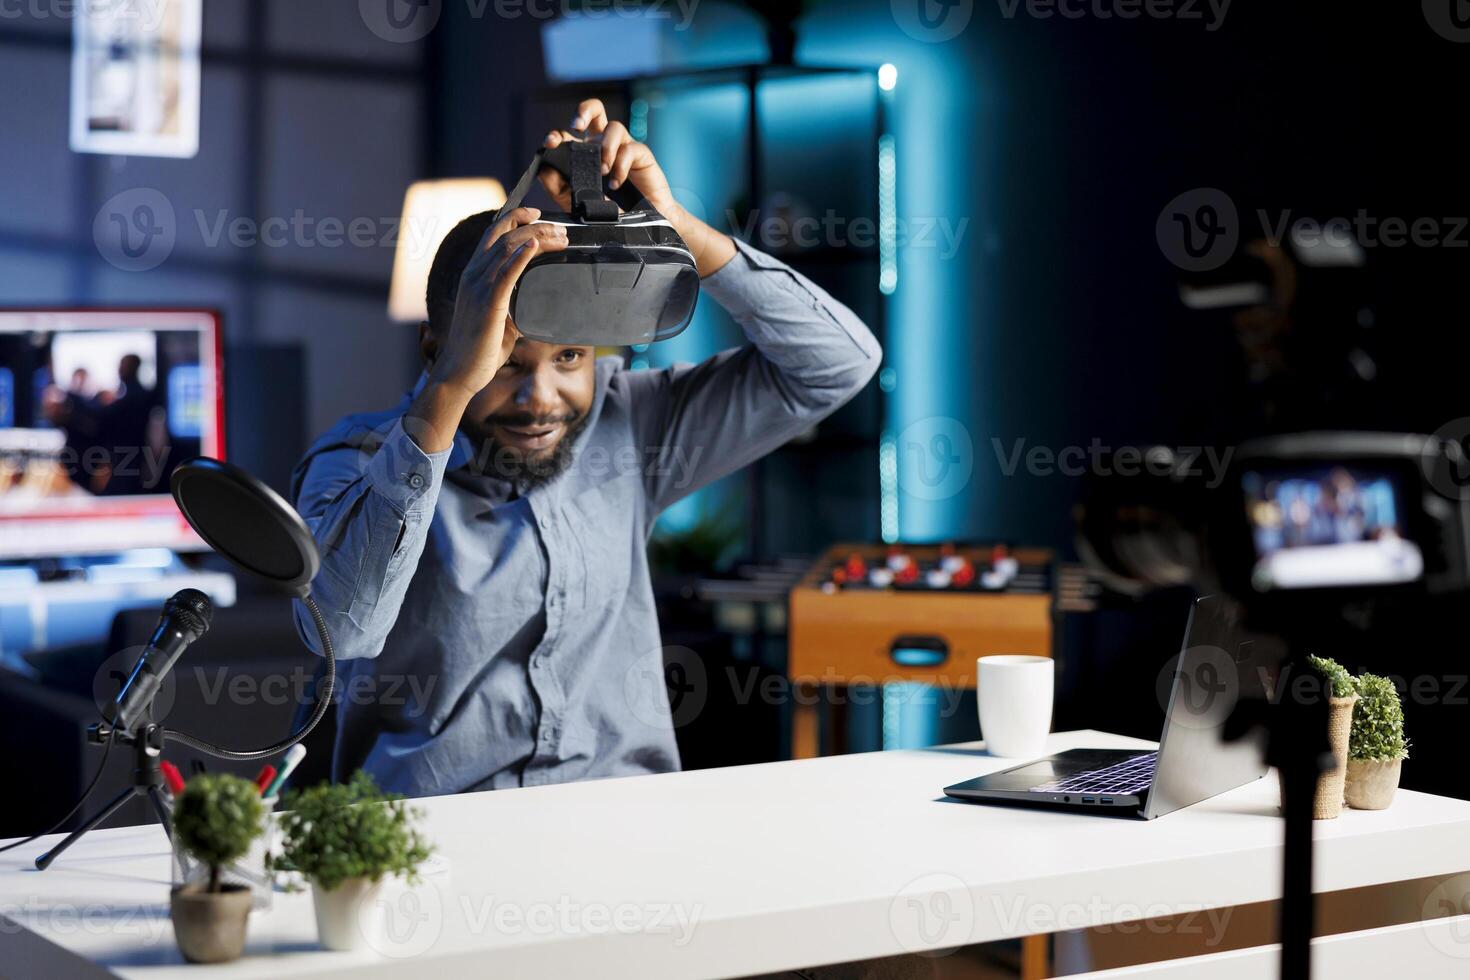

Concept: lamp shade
[[387, 177, 507, 323]]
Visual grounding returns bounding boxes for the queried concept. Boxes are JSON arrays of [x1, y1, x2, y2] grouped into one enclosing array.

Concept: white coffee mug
[[977, 655, 1054, 758]]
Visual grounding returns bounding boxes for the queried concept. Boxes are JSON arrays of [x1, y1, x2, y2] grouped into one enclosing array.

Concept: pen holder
[[172, 796, 280, 911]]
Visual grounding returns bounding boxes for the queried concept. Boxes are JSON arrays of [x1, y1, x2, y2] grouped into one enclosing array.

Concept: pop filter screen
[[172, 458, 320, 594]]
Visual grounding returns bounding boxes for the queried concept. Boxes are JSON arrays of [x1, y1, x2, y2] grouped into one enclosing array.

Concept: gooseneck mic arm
[[106, 586, 337, 761], [163, 593, 336, 762], [27, 592, 336, 871]]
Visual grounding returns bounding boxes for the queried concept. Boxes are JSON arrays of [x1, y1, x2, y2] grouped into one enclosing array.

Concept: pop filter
[[171, 457, 319, 596], [166, 456, 334, 763]]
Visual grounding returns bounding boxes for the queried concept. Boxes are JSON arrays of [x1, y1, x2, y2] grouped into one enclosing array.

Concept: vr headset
[[494, 139, 700, 348]]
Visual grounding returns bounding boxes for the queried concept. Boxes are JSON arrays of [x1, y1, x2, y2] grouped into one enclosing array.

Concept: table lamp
[[387, 177, 506, 323]]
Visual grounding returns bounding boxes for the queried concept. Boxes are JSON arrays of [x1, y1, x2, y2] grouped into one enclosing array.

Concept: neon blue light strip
[[880, 432, 899, 543], [629, 98, 649, 141], [882, 682, 940, 750], [878, 133, 897, 296]]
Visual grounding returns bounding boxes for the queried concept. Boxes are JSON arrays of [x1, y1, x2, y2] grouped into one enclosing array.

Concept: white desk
[[4, 730, 1470, 979]]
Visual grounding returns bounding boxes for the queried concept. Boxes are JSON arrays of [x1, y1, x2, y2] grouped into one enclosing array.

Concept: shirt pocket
[[567, 490, 634, 613]]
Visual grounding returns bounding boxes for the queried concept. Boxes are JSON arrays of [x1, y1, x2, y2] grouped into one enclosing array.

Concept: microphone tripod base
[[35, 723, 172, 871]]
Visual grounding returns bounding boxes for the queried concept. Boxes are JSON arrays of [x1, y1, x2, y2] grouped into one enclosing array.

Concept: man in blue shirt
[[292, 99, 881, 798]]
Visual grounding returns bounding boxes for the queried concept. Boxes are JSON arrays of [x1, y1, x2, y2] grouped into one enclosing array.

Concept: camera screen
[[1242, 466, 1423, 590]]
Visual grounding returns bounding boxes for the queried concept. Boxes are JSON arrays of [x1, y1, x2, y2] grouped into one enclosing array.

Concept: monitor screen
[[1241, 464, 1424, 590], [0, 309, 223, 559]]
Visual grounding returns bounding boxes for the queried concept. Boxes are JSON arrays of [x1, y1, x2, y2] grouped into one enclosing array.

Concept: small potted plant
[[1345, 672, 1409, 809], [269, 770, 432, 951], [1300, 654, 1358, 819], [170, 773, 266, 963]]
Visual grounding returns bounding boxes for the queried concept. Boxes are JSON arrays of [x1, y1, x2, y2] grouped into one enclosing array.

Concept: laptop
[[943, 595, 1271, 819]]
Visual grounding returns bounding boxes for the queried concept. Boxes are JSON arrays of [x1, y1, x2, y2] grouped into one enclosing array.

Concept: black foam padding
[[166, 588, 215, 637]]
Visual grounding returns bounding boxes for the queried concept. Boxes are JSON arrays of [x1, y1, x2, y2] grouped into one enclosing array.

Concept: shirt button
[[407, 473, 425, 489], [538, 513, 552, 529]]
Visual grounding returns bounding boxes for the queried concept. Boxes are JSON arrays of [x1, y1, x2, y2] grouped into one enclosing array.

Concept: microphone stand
[[31, 459, 340, 872], [34, 719, 172, 870], [33, 592, 337, 872]]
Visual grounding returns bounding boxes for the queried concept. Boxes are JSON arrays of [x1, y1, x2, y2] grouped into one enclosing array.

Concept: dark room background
[[2, 1, 1466, 794]]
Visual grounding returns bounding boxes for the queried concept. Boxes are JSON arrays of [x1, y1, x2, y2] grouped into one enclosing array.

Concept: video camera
[[1077, 430, 1470, 624], [1080, 222, 1470, 625]]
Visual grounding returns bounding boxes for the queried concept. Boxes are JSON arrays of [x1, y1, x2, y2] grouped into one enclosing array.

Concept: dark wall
[[431, 3, 550, 183], [966, 1, 1469, 551]]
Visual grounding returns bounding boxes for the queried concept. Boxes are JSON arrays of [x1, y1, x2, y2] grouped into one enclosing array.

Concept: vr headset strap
[[494, 140, 647, 225], [494, 148, 549, 225], [562, 141, 620, 222]]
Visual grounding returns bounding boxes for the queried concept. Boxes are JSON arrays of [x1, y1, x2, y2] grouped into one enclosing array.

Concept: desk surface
[[5, 730, 1470, 979]]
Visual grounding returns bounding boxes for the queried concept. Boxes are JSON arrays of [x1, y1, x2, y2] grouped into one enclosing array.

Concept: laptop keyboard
[[1029, 751, 1158, 796]]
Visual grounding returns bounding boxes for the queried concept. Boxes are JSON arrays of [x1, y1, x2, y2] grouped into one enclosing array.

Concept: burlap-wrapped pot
[[1316, 695, 1358, 819], [1278, 694, 1358, 820]]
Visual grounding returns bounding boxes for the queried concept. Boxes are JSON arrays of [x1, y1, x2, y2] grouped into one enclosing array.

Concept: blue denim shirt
[[290, 239, 880, 798]]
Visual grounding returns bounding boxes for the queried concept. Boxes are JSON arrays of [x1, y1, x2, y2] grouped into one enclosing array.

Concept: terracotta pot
[[170, 882, 252, 963], [1345, 757, 1402, 810], [311, 875, 385, 951]]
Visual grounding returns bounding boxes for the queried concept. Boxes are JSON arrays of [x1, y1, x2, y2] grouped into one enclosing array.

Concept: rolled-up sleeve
[[291, 419, 450, 661], [699, 237, 881, 397], [627, 238, 882, 515]]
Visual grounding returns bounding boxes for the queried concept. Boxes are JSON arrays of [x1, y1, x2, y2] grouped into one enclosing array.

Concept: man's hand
[[405, 207, 566, 454], [541, 98, 736, 278]]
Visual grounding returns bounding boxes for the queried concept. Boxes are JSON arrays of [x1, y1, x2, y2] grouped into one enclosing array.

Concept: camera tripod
[[34, 720, 173, 871], [1226, 642, 1335, 979]]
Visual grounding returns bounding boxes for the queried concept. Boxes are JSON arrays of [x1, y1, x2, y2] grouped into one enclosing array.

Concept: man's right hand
[[406, 207, 567, 453]]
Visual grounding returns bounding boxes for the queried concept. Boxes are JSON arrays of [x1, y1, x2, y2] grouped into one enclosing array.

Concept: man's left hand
[[541, 98, 735, 277]]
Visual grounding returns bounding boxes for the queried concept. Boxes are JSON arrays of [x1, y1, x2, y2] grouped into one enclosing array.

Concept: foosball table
[[787, 542, 1055, 759]]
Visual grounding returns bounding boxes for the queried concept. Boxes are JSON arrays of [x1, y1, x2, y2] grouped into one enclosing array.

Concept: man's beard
[[465, 412, 588, 493]]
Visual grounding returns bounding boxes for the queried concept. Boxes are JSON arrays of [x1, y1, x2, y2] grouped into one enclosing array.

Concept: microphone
[[109, 589, 214, 732]]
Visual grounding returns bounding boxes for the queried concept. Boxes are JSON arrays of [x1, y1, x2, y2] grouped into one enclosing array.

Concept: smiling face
[[435, 331, 597, 488], [467, 336, 595, 452], [420, 210, 599, 488]]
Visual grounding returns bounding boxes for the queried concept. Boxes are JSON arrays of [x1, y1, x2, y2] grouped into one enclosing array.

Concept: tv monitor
[[0, 309, 224, 559]]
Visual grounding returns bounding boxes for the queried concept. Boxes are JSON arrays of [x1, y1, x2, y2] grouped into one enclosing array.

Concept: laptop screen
[[1146, 595, 1274, 818]]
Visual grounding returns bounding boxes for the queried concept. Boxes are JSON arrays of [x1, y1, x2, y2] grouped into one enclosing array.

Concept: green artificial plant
[[172, 773, 266, 894], [647, 504, 744, 576], [1349, 673, 1410, 763], [269, 770, 432, 891], [1307, 654, 1355, 699]]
